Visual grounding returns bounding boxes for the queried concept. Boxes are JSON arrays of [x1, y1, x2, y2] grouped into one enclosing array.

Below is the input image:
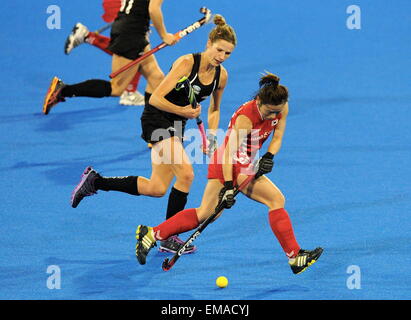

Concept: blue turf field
[[0, 0, 410, 300]]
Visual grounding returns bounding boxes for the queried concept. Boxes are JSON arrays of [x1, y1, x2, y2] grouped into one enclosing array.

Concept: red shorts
[[207, 148, 255, 185]]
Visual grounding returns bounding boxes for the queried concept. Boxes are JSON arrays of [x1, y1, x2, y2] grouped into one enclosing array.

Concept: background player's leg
[[49, 53, 138, 109], [149, 137, 197, 252], [110, 54, 141, 96], [138, 46, 165, 94], [86, 32, 113, 55], [119, 72, 145, 106]]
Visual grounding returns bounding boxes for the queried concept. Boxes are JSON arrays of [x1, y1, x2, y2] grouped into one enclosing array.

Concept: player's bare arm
[[266, 102, 289, 155]]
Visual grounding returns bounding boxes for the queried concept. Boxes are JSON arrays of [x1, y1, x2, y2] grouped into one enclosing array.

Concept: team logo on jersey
[[192, 85, 201, 95], [271, 119, 279, 126], [250, 130, 271, 141]]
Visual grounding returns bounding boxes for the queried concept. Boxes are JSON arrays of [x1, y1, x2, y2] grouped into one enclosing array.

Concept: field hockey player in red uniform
[[135, 72, 323, 274]]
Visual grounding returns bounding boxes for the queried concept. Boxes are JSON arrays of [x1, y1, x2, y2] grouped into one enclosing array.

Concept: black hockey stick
[[162, 173, 258, 271]]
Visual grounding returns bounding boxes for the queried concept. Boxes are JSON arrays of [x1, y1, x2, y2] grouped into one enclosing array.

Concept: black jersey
[[165, 53, 221, 106], [142, 53, 222, 123], [113, 0, 150, 36]]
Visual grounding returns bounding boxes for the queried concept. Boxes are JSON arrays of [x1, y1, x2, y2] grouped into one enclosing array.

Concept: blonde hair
[[208, 14, 237, 46]]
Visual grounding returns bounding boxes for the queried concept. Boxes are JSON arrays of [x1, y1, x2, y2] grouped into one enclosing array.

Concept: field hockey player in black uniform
[[43, 0, 177, 115], [70, 15, 237, 254]]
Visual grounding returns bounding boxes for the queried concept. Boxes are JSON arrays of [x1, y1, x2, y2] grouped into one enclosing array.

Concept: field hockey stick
[[109, 7, 212, 79], [175, 77, 208, 153], [162, 173, 257, 271], [95, 22, 113, 34]]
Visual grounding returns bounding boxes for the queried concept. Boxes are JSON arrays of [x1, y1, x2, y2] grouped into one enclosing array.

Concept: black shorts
[[140, 106, 187, 144], [108, 19, 149, 60]]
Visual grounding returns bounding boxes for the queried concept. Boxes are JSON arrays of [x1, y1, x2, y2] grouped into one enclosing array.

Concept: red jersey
[[208, 100, 282, 183]]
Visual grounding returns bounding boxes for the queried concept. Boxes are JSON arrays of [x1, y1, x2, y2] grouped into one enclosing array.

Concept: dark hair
[[208, 14, 237, 46], [255, 72, 288, 105]]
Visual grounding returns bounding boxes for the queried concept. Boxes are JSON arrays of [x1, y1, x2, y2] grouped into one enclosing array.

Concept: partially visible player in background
[[43, 0, 178, 115], [64, 0, 144, 106]]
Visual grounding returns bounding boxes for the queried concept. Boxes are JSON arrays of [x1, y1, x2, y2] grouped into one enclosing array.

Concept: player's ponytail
[[255, 71, 288, 106], [208, 14, 237, 46], [213, 14, 226, 27], [259, 73, 280, 89]]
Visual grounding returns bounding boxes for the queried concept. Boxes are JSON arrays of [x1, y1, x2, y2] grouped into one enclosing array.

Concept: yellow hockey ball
[[216, 276, 228, 288]]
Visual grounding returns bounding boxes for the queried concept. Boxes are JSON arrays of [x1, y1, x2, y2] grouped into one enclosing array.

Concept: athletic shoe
[[42, 77, 66, 115], [64, 23, 90, 55], [71, 166, 99, 208], [289, 247, 323, 274], [159, 235, 197, 254], [136, 225, 157, 265], [119, 91, 145, 106]]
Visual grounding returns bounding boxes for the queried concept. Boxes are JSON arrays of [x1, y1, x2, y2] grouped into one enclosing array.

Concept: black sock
[[94, 175, 139, 195], [166, 187, 189, 219], [61, 79, 112, 98]]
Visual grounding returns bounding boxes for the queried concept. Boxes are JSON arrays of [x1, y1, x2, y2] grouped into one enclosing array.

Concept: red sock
[[153, 208, 199, 240], [126, 72, 142, 92], [268, 208, 301, 258], [86, 32, 113, 55]]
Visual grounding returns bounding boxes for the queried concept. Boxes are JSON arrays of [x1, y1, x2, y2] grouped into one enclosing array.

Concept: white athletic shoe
[[119, 91, 145, 106], [64, 23, 90, 55]]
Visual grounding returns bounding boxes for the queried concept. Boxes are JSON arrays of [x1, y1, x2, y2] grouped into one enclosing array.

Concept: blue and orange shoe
[[43, 77, 66, 115], [71, 166, 99, 208]]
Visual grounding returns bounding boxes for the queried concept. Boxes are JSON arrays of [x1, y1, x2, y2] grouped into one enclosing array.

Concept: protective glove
[[218, 181, 236, 209], [206, 133, 218, 156], [256, 152, 274, 178]]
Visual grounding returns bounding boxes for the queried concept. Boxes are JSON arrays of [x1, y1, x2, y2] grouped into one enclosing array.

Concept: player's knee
[[109, 80, 126, 96], [181, 170, 194, 185], [267, 194, 285, 210], [196, 206, 211, 223], [148, 184, 168, 197], [110, 83, 122, 96], [177, 170, 194, 186], [150, 188, 168, 198], [154, 70, 164, 81]]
